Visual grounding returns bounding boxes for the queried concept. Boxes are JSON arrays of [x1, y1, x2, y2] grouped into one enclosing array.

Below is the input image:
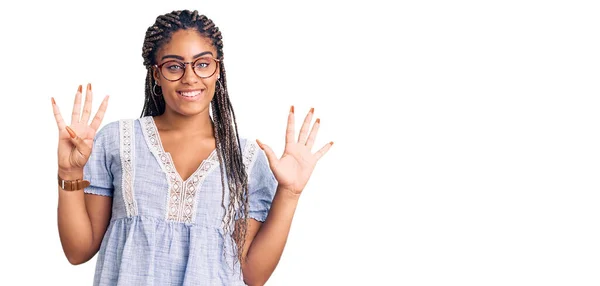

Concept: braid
[[140, 10, 249, 270]]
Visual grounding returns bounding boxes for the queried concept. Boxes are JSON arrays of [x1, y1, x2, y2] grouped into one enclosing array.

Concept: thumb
[[256, 139, 278, 169], [66, 126, 91, 157]]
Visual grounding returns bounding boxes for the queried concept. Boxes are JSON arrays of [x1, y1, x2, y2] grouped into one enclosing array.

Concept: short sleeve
[[247, 144, 278, 222], [83, 121, 118, 197]]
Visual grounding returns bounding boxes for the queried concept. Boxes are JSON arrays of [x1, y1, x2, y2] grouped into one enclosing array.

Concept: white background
[[1, 0, 599, 285]]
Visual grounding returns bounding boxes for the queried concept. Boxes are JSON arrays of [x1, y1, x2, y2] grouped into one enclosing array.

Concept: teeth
[[180, 91, 201, 97]]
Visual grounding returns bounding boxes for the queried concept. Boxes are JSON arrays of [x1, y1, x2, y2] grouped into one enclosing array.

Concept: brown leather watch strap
[[58, 174, 90, 191]]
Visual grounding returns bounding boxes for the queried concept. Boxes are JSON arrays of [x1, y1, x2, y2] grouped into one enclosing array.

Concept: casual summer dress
[[83, 116, 278, 285]]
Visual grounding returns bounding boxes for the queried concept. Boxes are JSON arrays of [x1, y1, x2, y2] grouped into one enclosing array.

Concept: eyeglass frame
[[153, 57, 222, 82]]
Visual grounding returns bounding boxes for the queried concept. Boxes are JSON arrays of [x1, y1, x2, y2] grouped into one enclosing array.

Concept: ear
[[152, 66, 161, 85]]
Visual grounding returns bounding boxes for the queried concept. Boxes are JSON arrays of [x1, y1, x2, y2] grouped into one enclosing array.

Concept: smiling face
[[153, 29, 220, 117]]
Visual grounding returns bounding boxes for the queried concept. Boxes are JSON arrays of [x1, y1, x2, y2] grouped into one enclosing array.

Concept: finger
[[256, 139, 278, 169], [285, 106, 295, 144], [80, 83, 93, 124], [70, 85, 83, 124], [297, 107, 314, 144], [305, 118, 320, 150], [52, 97, 67, 131], [66, 126, 91, 157], [90, 95, 110, 131], [314, 141, 334, 161]]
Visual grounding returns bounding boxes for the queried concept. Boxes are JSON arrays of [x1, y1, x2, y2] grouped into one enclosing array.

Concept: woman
[[52, 10, 332, 285]]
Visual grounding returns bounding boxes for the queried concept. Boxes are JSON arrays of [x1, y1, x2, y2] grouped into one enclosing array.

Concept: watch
[[58, 174, 90, 191]]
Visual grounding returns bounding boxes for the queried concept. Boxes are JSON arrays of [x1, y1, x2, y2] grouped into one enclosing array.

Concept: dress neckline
[[143, 116, 219, 184]]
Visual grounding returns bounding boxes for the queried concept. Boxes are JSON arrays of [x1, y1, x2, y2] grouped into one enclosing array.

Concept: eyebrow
[[161, 51, 214, 61]]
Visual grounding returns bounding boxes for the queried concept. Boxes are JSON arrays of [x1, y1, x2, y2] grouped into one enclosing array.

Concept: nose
[[181, 62, 199, 85]]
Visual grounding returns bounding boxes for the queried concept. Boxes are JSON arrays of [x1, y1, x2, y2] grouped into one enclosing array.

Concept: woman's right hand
[[52, 84, 109, 177]]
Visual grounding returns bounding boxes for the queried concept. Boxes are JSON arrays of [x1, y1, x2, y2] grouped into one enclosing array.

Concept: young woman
[[52, 10, 332, 285]]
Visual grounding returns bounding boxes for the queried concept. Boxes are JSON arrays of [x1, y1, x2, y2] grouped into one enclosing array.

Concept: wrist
[[277, 186, 302, 201], [58, 169, 84, 180]]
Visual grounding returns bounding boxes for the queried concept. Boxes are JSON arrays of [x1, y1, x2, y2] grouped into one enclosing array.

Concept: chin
[[173, 105, 211, 117]]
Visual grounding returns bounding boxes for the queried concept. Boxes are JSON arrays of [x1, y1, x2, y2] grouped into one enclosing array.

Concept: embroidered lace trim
[[119, 119, 138, 217], [243, 141, 260, 176], [140, 116, 219, 223]]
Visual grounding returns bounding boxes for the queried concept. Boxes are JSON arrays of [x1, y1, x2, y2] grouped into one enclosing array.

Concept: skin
[[151, 29, 219, 181], [52, 29, 333, 286]]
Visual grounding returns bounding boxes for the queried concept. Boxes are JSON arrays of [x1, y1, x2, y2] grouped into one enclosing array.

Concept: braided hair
[[140, 10, 249, 267]]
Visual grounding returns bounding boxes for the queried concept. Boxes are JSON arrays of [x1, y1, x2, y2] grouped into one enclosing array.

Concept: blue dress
[[83, 116, 277, 285]]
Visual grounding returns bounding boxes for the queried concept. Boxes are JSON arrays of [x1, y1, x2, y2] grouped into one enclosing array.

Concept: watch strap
[[58, 174, 90, 191]]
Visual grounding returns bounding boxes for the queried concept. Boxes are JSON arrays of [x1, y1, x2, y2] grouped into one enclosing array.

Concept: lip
[[177, 89, 204, 102]]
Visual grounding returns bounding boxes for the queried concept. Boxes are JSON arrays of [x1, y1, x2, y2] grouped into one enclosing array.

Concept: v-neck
[[142, 116, 219, 184]]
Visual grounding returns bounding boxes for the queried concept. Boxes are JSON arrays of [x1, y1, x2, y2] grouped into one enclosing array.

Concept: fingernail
[[87, 83, 92, 91], [290, 106, 294, 113], [256, 139, 264, 149], [51, 97, 55, 105], [77, 85, 82, 93], [310, 107, 314, 114], [316, 118, 320, 124], [330, 141, 334, 146], [66, 126, 76, 139]]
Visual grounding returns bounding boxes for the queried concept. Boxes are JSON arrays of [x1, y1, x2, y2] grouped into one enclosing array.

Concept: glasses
[[154, 57, 221, 81]]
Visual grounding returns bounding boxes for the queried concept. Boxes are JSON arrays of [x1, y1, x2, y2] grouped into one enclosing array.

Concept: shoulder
[[95, 120, 120, 140], [238, 137, 270, 176], [238, 137, 260, 159], [94, 118, 139, 144]]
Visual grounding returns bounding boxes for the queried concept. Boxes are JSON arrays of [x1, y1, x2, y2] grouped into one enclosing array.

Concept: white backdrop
[[1, 0, 599, 285]]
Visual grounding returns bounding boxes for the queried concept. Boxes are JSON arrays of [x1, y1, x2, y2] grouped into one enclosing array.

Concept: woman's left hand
[[257, 106, 333, 196]]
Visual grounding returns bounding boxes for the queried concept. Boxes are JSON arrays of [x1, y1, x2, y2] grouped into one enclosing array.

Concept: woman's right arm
[[52, 84, 112, 265], [57, 172, 112, 265]]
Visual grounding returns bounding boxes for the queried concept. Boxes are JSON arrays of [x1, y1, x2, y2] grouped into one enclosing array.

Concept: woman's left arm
[[240, 106, 333, 286]]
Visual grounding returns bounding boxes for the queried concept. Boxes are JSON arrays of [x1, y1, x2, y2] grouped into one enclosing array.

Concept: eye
[[166, 64, 183, 71], [194, 57, 214, 69], [160, 61, 185, 73], [195, 62, 210, 69]]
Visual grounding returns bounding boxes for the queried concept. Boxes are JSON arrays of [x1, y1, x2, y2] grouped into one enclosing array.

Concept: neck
[[154, 108, 214, 138]]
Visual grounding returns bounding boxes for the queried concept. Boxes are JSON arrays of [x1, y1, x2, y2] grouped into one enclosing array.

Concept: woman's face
[[153, 29, 220, 117]]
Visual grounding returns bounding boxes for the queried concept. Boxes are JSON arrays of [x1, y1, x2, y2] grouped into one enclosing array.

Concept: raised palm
[[257, 107, 333, 195], [52, 84, 109, 173]]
